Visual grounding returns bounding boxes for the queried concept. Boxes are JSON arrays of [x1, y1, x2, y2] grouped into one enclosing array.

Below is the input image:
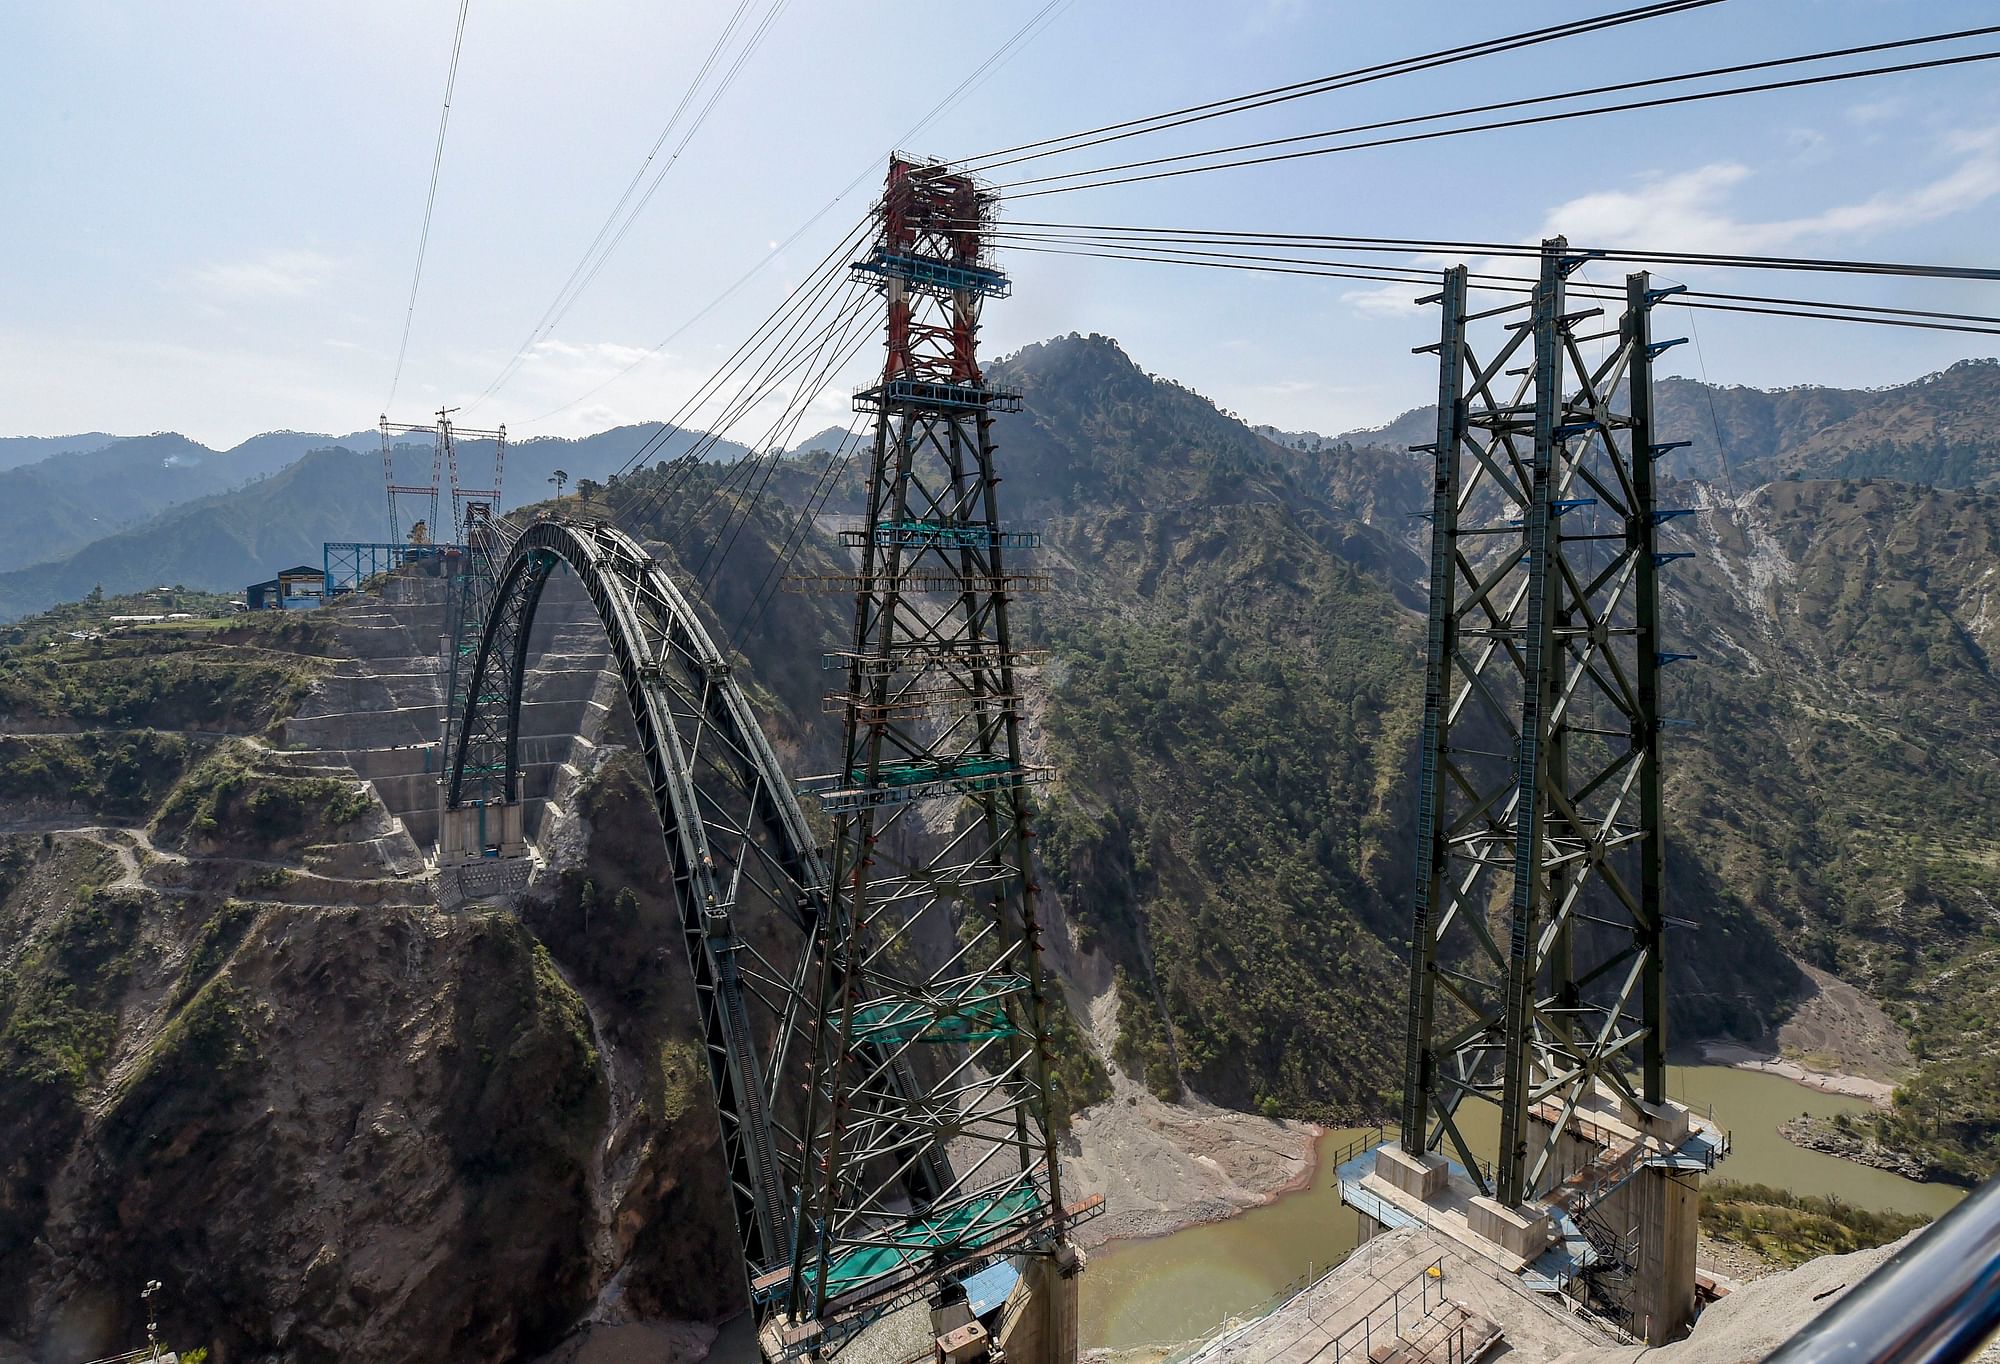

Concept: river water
[[1079, 1064, 1963, 1351]]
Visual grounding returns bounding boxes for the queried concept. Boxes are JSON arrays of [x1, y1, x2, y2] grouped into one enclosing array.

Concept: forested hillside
[[8, 335, 1999, 1206], [611, 334, 2000, 1166]]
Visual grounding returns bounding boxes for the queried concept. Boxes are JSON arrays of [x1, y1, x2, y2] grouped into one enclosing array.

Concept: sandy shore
[[1699, 1042, 1897, 1106], [1062, 1083, 1326, 1249]]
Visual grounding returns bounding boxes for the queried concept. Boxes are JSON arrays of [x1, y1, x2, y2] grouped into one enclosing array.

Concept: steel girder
[[777, 157, 1068, 1331], [1399, 242, 1680, 1207], [444, 517, 825, 1292]]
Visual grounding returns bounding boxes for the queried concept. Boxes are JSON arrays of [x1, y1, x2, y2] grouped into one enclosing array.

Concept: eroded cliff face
[[0, 594, 745, 1364]]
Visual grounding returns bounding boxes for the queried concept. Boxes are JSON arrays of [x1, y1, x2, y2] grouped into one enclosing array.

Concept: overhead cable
[[986, 25, 2000, 191], [978, 224, 2000, 282], [955, 0, 1729, 171], [994, 48, 2000, 199], [996, 242, 2000, 337], [386, 0, 473, 411], [516, 0, 1078, 428], [468, 0, 791, 412]]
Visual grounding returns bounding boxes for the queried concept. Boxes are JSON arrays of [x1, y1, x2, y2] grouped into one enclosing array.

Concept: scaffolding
[[322, 540, 463, 595]]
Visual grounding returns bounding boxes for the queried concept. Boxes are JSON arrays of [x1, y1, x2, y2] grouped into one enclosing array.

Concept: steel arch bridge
[[448, 517, 816, 1268], [441, 516, 1075, 1350]]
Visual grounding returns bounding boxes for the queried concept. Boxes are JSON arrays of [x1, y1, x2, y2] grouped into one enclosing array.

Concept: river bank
[[1078, 1064, 1962, 1351], [1775, 1115, 1970, 1186], [1698, 1042, 1898, 1106], [1063, 1081, 1327, 1248], [1694, 960, 1914, 1108]]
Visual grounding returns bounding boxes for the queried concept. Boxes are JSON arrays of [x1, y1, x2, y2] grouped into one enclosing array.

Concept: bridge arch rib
[[443, 516, 1073, 1347], [444, 516, 823, 1288]]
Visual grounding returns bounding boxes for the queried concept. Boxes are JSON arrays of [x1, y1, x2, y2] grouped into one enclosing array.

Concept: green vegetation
[[0, 843, 135, 1094], [0, 593, 327, 845], [1663, 478, 2000, 1176], [1040, 976, 1111, 1130], [1651, 358, 2000, 487], [531, 941, 600, 1078], [1031, 544, 1418, 1115], [0, 730, 192, 816], [1700, 1180, 1931, 1266], [649, 1035, 705, 1125], [0, 443, 389, 623], [153, 740, 371, 847], [1112, 967, 1181, 1101], [1004, 338, 1423, 1117], [0, 894, 142, 1090], [0, 634, 318, 732], [0, 585, 242, 647], [441, 915, 607, 1183]]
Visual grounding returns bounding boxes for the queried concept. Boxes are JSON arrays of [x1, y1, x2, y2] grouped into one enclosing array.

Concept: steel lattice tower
[[783, 156, 1072, 1331], [380, 415, 443, 548], [1399, 239, 1687, 1208], [382, 409, 506, 548]]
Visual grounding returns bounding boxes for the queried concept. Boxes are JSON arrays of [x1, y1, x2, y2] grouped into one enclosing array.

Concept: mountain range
[[572, 335, 1999, 1167], [6, 333, 2000, 1358], [8, 343, 2000, 1135], [0, 424, 753, 620], [1341, 357, 2000, 488]]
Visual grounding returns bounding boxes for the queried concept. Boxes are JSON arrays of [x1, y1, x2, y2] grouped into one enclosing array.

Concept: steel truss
[[1399, 239, 1689, 1208], [780, 157, 1069, 1331], [442, 517, 1010, 1351], [437, 506, 511, 810], [446, 518, 828, 1289], [381, 409, 507, 547]]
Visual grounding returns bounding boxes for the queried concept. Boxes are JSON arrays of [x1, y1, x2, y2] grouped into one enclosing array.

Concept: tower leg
[[1630, 1168, 1700, 1343], [996, 1243, 1082, 1364]]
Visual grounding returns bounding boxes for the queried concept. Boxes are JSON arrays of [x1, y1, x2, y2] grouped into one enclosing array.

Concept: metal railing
[[1327, 1125, 1388, 1172], [1764, 1174, 2000, 1363], [1185, 1258, 1459, 1364], [1299, 1258, 1453, 1364]]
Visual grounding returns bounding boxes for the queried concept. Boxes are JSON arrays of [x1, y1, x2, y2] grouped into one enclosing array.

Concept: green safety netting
[[819, 1185, 1044, 1300], [850, 975, 1027, 1045], [852, 756, 1019, 789]]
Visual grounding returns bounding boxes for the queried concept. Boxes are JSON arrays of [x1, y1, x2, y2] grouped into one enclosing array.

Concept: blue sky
[[3, 0, 1997, 448]]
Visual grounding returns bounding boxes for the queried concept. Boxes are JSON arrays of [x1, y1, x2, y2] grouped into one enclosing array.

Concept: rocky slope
[[0, 594, 741, 1364], [614, 335, 1999, 1156], [4, 334, 2000, 1359]]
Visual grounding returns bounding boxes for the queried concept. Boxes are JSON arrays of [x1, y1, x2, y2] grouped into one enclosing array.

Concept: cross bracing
[[437, 163, 1081, 1352], [1400, 239, 1681, 1209]]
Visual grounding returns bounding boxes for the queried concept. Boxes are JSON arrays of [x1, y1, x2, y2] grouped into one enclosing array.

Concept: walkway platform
[[1337, 1087, 1729, 1301]]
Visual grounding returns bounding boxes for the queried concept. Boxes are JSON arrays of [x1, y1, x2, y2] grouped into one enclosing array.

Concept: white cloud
[[1539, 128, 2000, 253], [184, 247, 337, 301], [1341, 282, 1431, 317], [526, 337, 656, 369], [0, 328, 377, 446], [1342, 251, 1462, 318], [1846, 97, 1906, 127]]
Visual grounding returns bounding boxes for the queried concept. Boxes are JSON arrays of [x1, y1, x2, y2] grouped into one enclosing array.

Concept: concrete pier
[[1341, 1086, 1727, 1344], [995, 1242, 1082, 1364]]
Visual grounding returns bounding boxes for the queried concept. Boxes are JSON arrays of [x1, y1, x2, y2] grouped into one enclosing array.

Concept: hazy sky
[[4, 0, 1998, 448]]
